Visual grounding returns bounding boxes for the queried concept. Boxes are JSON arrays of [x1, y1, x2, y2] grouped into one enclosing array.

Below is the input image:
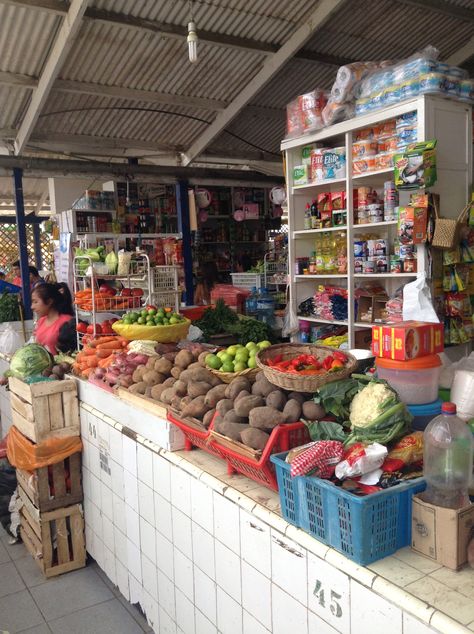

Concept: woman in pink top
[[31, 283, 75, 355]]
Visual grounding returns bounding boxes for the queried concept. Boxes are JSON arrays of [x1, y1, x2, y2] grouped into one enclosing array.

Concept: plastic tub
[[376, 354, 442, 405], [407, 399, 442, 431]]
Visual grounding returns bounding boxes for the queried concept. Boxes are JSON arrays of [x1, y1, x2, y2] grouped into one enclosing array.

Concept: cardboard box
[[371, 320, 444, 360], [354, 329, 372, 350], [411, 495, 474, 570]]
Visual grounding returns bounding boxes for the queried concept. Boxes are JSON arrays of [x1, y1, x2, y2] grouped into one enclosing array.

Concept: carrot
[[90, 336, 116, 347], [96, 341, 124, 350], [83, 347, 97, 356], [85, 356, 99, 368], [95, 349, 112, 359], [82, 367, 94, 378]]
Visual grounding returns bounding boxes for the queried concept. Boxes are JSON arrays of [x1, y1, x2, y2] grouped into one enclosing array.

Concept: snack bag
[[382, 432, 423, 472], [335, 442, 388, 480]]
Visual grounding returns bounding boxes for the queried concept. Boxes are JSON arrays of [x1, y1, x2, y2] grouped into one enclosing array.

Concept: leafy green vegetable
[[0, 291, 20, 323], [227, 316, 273, 345], [195, 299, 238, 339], [8, 344, 52, 379], [313, 378, 362, 422], [304, 420, 346, 442]]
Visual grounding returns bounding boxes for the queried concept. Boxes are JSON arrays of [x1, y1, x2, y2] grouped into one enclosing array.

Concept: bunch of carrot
[[72, 336, 128, 379], [74, 289, 133, 311]]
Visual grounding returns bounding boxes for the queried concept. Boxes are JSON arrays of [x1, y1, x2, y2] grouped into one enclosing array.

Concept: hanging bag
[[432, 198, 471, 249]]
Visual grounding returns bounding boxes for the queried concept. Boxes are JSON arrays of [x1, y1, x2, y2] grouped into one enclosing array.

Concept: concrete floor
[[0, 525, 152, 634]]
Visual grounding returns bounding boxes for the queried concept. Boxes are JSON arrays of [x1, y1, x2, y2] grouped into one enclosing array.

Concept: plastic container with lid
[[407, 398, 442, 431], [376, 354, 442, 405]]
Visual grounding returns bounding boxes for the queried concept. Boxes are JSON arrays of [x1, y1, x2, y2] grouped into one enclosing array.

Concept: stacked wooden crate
[[9, 377, 86, 578]]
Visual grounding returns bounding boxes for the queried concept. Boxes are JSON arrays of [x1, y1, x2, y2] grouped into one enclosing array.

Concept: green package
[[394, 139, 437, 190]]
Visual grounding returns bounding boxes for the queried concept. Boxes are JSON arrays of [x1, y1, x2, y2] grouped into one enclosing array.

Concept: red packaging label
[[371, 321, 444, 360]]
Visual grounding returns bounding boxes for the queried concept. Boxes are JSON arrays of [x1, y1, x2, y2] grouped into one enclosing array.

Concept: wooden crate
[[16, 452, 83, 512], [19, 491, 85, 578], [9, 377, 80, 443]]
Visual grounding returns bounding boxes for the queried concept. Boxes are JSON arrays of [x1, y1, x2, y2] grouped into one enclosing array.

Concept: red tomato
[[146, 304, 156, 311], [76, 322, 87, 334], [121, 288, 132, 297], [131, 288, 144, 297], [99, 284, 116, 296], [86, 324, 102, 335]]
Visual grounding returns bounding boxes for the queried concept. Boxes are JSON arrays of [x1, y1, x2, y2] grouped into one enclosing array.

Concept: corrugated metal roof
[[0, 85, 31, 129]]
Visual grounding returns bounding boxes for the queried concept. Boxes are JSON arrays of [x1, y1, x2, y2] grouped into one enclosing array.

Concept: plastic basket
[[208, 423, 310, 491], [152, 266, 179, 291], [230, 273, 264, 290], [150, 290, 180, 312], [270, 452, 426, 565], [167, 410, 220, 456]]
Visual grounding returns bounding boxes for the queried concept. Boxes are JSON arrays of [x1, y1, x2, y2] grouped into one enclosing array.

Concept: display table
[[78, 382, 474, 634]]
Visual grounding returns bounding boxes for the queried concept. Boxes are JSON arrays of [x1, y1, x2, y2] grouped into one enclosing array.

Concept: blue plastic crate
[[271, 451, 426, 566]]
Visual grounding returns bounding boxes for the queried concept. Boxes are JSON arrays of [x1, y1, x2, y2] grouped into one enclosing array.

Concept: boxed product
[[293, 165, 308, 186], [398, 204, 428, 244], [371, 320, 444, 360], [310, 149, 325, 182], [322, 147, 346, 180], [394, 139, 437, 190], [411, 495, 474, 570], [302, 144, 317, 165]]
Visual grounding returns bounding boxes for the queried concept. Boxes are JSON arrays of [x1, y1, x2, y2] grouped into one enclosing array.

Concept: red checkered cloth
[[290, 441, 344, 478]]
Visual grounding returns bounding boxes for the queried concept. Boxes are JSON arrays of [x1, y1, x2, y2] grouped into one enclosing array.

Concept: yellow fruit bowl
[[112, 318, 191, 343]]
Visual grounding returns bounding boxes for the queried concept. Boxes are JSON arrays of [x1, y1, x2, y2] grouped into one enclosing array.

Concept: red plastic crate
[[208, 422, 310, 491], [167, 410, 220, 456]]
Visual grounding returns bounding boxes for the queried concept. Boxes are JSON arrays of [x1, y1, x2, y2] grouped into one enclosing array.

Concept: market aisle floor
[[0, 524, 152, 634]]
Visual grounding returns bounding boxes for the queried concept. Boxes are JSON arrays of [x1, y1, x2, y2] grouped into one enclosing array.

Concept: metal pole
[[32, 222, 42, 270], [13, 167, 32, 319], [176, 181, 194, 306]]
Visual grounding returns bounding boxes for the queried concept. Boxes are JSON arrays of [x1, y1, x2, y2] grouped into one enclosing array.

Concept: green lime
[[146, 320, 156, 326], [233, 361, 247, 372], [221, 362, 234, 373], [206, 354, 222, 370], [141, 309, 148, 317], [137, 317, 145, 324], [157, 309, 165, 318], [245, 341, 258, 351], [235, 350, 249, 362], [129, 312, 138, 322], [169, 317, 179, 324], [147, 308, 157, 316], [249, 348, 257, 357], [247, 356, 257, 369], [226, 345, 238, 357], [123, 318, 132, 325], [162, 318, 169, 325], [257, 340, 272, 350]]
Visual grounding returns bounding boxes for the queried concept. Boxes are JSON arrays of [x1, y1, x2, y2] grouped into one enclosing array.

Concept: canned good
[[369, 214, 383, 223], [357, 187, 375, 207], [367, 203, 383, 213], [390, 257, 402, 273], [362, 260, 375, 274], [354, 257, 364, 273], [403, 256, 417, 273], [354, 241, 367, 257], [376, 256, 388, 273], [399, 244, 415, 258], [367, 239, 388, 256], [384, 212, 398, 222]]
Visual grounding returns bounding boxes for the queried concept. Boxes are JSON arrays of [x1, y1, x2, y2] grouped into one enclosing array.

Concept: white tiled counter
[[78, 388, 474, 634]]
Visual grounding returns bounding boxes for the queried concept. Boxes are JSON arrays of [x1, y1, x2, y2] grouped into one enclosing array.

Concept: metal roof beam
[[13, 0, 89, 155], [398, 0, 474, 21], [181, 0, 345, 166], [0, 0, 352, 66], [447, 34, 474, 66]]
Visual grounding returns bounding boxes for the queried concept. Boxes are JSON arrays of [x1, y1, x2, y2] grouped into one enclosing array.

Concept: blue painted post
[[13, 167, 32, 319], [33, 222, 42, 270], [175, 181, 194, 306]]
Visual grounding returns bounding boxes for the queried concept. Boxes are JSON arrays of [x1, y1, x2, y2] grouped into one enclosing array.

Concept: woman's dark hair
[[32, 282, 74, 315], [57, 318, 77, 353], [28, 265, 40, 277]]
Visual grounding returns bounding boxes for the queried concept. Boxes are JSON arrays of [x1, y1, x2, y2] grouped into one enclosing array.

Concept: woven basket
[[208, 366, 259, 384], [432, 198, 471, 249], [256, 343, 357, 393]]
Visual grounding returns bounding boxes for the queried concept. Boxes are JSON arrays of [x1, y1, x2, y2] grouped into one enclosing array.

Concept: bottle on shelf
[[323, 232, 337, 274], [304, 204, 312, 230], [309, 251, 317, 274], [310, 199, 320, 229], [299, 320, 311, 343], [314, 234, 324, 274], [336, 231, 348, 274], [423, 402, 473, 510], [256, 287, 275, 326]]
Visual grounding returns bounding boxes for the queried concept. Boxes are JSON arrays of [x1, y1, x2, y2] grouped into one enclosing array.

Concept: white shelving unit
[[282, 95, 472, 347]]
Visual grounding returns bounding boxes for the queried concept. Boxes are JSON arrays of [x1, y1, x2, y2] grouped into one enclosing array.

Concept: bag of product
[[382, 432, 424, 473], [335, 442, 387, 480]]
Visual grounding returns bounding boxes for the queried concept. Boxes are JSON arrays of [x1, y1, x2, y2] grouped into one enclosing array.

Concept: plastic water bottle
[[423, 402, 473, 509], [245, 287, 258, 317], [256, 288, 274, 326]]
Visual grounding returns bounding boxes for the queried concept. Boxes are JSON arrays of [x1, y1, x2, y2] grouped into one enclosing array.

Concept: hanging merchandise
[[394, 140, 437, 190], [195, 188, 212, 208]]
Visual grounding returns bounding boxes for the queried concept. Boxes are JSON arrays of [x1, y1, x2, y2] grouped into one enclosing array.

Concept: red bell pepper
[[322, 355, 334, 371], [333, 350, 347, 364]]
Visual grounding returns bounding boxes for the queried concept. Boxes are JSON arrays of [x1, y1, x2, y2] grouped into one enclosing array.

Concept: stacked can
[[384, 181, 399, 221]]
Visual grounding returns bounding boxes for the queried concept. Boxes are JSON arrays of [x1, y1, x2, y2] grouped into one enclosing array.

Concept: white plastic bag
[[402, 274, 439, 323], [282, 299, 299, 339], [0, 324, 22, 355]]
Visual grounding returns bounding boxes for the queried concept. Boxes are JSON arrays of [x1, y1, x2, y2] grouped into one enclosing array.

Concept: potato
[[132, 365, 147, 383], [223, 409, 248, 425], [163, 351, 178, 363], [251, 376, 275, 398], [160, 387, 176, 405], [174, 380, 188, 397], [162, 377, 176, 388], [175, 349, 194, 369], [198, 351, 209, 367], [204, 384, 227, 408], [234, 395, 265, 418], [218, 421, 250, 442], [266, 390, 287, 411], [216, 399, 234, 416], [187, 381, 212, 399], [240, 428, 269, 450], [225, 377, 251, 400], [143, 370, 164, 386], [249, 406, 285, 430], [302, 401, 326, 421], [146, 356, 158, 370], [171, 395, 183, 411], [154, 358, 173, 375], [235, 389, 250, 403], [180, 395, 192, 409], [208, 375, 224, 387], [213, 414, 224, 430], [203, 408, 215, 429], [128, 381, 147, 395], [150, 384, 167, 401], [180, 367, 215, 384], [170, 366, 182, 380], [283, 399, 302, 423], [181, 396, 211, 420], [287, 391, 306, 404]]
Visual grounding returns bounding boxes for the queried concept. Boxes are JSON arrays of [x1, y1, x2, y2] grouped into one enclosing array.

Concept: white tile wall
[[191, 477, 214, 534], [216, 587, 243, 634], [102, 514, 115, 553], [170, 468, 192, 516], [172, 506, 193, 559], [142, 589, 160, 632], [308, 611, 340, 634], [195, 609, 217, 634], [113, 492, 127, 536], [213, 493, 240, 555], [272, 584, 308, 634], [103, 545, 117, 587], [174, 548, 194, 598], [241, 562, 272, 631], [240, 511, 271, 578], [126, 538, 142, 583], [129, 571, 144, 605], [192, 524, 215, 580], [123, 434, 137, 476], [125, 506, 140, 545], [110, 458, 124, 499], [138, 480, 155, 526], [124, 469, 139, 513], [403, 612, 435, 634], [156, 531, 174, 581], [159, 606, 177, 634], [175, 588, 196, 634], [215, 541, 242, 604], [100, 481, 113, 521], [351, 580, 402, 634], [137, 443, 153, 487], [140, 517, 156, 565], [141, 553, 158, 601], [109, 425, 123, 463], [194, 566, 217, 625], [307, 553, 350, 634], [243, 610, 270, 634], [116, 559, 130, 601], [271, 530, 307, 605], [153, 453, 171, 499], [155, 492, 173, 541], [158, 569, 176, 621], [114, 526, 127, 566]]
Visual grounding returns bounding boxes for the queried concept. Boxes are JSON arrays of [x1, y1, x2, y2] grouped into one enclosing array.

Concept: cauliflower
[[349, 381, 394, 428]]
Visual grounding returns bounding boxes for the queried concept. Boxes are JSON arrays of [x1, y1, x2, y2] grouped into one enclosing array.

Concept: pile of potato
[[122, 345, 326, 452]]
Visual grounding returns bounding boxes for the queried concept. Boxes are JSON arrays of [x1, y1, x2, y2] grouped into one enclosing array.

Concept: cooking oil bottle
[[314, 234, 324, 273]]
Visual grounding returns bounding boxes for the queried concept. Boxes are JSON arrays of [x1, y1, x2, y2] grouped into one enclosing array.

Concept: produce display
[[0, 290, 20, 323], [7, 344, 53, 380], [72, 336, 129, 379], [74, 287, 143, 311], [117, 306, 186, 327], [263, 349, 349, 375], [195, 299, 272, 344], [204, 340, 271, 373]]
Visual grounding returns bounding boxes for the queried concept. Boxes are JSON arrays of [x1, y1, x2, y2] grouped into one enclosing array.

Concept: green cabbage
[[105, 250, 118, 274], [8, 344, 52, 379]]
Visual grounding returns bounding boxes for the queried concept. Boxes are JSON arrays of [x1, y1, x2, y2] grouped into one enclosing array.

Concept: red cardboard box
[[372, 321, 444, 360]]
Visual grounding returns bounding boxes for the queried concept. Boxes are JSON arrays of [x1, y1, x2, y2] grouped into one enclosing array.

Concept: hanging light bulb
[[187, 20, 198, 63]]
